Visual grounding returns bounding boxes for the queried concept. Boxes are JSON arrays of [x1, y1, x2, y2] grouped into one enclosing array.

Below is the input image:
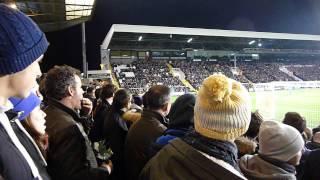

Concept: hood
[[239, 155, 296, 180], [235, 136, 257, 157], [168, 94, 195, 129]]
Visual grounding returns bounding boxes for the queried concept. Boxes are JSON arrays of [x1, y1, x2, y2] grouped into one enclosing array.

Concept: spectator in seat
[[240, 121, 304, 180], [44, 65, 112, 179], [140, 74, 251, 180], [0, 4, 48, 180], [125, 85, 171, 180]]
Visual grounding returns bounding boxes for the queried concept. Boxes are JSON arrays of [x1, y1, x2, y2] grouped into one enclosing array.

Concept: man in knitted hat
[[140, 74, 251, 180], [0, 4, 49, 179], [239, 121, 304, 180]]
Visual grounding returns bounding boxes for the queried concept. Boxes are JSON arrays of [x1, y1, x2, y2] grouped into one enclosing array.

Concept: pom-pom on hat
[[194, 74, 251, 141]]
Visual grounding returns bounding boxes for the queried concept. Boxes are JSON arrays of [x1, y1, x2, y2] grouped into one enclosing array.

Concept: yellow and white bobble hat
[[194, 74, 252, 141]]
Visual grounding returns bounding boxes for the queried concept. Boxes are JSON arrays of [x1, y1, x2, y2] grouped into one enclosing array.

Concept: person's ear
[[67, 86, 75, 97], [161, 102, 170, 115]]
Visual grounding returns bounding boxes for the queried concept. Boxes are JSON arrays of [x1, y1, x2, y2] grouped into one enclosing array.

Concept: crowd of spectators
[[112, 60, 189, 94], [286, 65, 320, 81], [237, 62, 296, 83], [169, 60, 236, 89], [112, 60, 319, 92]]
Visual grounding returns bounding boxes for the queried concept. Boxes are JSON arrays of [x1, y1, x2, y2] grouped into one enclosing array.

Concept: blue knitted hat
[[0, 4, 49, 75], [9, 92, 42, 121]]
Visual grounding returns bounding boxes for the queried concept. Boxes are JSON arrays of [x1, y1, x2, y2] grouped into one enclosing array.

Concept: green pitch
[[172, 88, 320, 128], [251, 88, 320, 128]]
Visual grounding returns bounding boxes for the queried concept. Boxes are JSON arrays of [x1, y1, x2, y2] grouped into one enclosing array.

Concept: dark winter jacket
[[125, 110, 167, 180], [0, 109, 40, 180], [140, 138, 246, 180], [45, 98, 109, 180], [296, 147, 311, 180], [305, 141, 320, 150], [6, 110, 50, 180], [89, 99, 111, 142], [301, 149, 320, 180], [104, 109, 128, 180]]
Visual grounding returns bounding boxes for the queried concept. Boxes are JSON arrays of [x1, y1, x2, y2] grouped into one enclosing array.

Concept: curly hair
[[45, 65, 80, 100]]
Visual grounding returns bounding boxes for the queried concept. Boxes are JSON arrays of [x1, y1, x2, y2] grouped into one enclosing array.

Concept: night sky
[[42, 0, 320, 72]]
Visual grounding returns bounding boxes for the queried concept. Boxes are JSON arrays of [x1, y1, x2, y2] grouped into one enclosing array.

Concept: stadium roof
[[101, 24, 320, 54], [3, 0, 96, 32]]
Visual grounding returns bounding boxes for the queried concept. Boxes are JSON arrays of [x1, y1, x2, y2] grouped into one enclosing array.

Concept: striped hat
[[194, 74, 251, 141]]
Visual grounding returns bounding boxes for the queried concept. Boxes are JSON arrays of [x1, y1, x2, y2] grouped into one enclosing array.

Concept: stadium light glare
[[8, 3, 18, 9], [138, 36, 143, 41], [249, 40, 256, 45], [187, 38, 193, 43], [193, 49, 198, 51], [181, 53, 185, 55], [258, 43, 262, 47]]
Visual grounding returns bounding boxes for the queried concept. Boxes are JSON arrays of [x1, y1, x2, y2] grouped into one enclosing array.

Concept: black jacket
[[6, 110, 50, 180], [45, 98, 109, 180], [0, 111, 38, 180], [125, 110, 167, 180], [301, 149, 320, 180], [104, 109, 129, 180], [89, 99, 111, 142]]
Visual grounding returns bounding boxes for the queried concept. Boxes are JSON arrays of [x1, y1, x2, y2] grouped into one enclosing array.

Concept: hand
[[101, 160, 113, 174], [81, 98, 93, 116]]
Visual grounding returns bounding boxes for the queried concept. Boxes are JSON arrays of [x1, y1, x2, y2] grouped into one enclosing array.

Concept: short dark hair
[[112, 89, 131, 111], [86, 86, 95, 94], [144, 85, 171, 110], [313, 126, 320, 135], [283, 112, 306, 133], [100, 84, 117, 100], [45, 65, 80, 100]]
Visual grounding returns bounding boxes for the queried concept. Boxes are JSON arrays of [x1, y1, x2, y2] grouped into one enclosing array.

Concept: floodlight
[[249, 40, 256, 45], [187, 38, 193, 43]]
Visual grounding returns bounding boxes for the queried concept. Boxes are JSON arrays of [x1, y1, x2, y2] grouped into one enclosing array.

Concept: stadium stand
[[286, 64, 320, 81], [112, 60, 189, 94], [111, 59, 320, 92]]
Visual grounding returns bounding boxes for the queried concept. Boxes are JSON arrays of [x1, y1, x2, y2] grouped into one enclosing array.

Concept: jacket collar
[[142, 109, 168, 125], [5, 110, 22, 122], [47, 97, 81, 122]]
